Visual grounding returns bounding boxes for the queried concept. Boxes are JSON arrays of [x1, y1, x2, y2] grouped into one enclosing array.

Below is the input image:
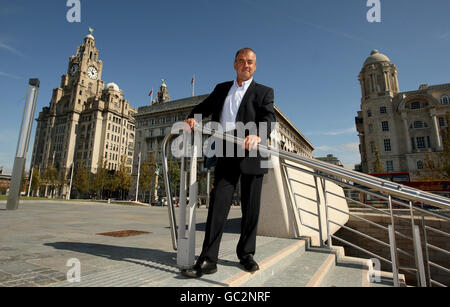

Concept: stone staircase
[[53, 235, 404, 287]]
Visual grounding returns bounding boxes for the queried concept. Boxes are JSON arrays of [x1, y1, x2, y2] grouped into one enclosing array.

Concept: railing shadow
[[44, 242, 228, 286]]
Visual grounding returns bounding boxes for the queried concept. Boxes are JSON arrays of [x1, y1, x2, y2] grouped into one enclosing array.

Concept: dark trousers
[[199, 155, 264, 263]]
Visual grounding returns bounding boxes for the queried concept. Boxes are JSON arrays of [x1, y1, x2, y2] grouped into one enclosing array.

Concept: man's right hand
[[184, 118, 197, 131]]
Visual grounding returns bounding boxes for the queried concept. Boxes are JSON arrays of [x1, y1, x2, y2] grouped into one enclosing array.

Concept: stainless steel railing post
[[313, 175, 324, 247], [321, 178, 332, 250], [388, 195, 401, 287]]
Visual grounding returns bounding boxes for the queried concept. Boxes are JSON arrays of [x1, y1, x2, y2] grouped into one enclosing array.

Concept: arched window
[[440, 95, 449, 105], [410, 101, 421, 110]]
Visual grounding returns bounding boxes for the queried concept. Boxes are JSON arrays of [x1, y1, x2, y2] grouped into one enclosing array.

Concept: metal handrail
[[162, 123, 450, 286]]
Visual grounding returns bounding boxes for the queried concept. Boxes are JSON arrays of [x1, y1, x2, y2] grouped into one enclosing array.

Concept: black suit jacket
[[187, 80, 276, 175]]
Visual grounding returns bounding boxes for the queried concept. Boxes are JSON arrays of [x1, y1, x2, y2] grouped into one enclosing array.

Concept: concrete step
[[52, 234, 403, 287], [319, 246, 405, 287], [158, 236, 307, 287]]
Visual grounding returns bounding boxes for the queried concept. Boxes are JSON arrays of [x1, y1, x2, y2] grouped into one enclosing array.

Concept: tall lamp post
[[7, 79, 40, 211]]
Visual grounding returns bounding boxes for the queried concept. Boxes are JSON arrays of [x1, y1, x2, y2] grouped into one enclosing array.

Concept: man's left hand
[[243, 135, 261, 151]]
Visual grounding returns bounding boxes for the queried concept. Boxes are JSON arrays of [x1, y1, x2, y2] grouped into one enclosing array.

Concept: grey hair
[[235, 48, 256, 61]]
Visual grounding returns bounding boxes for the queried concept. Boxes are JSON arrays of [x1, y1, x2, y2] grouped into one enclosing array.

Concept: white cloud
[[314, 142, 361, 169], [0, 71, 21, 79], [306, 127, 357, 136], [0, 41, 25, 57]]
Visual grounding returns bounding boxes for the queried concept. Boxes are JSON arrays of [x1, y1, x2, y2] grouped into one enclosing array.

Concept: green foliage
[[73, 162, 90, 194], [373, 147, 384, 173], [419, 112, 450, 180]]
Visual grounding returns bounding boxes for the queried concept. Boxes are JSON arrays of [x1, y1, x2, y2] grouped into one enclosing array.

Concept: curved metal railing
[[162, 123, 450, 286]]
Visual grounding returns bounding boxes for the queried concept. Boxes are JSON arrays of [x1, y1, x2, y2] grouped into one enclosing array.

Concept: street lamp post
[[7, 79, 40, 211]]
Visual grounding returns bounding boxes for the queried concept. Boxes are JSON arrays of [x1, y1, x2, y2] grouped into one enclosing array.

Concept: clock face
[[70, 64, 79, 76], [87, 66, 98, 80]]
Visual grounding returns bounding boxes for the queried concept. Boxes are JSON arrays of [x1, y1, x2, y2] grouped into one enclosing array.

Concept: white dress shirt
[[220, 78, 253, 132]]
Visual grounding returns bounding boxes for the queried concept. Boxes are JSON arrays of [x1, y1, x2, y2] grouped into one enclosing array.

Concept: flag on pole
[[149, 89, 153, 104], [191, 75, 195, 97]]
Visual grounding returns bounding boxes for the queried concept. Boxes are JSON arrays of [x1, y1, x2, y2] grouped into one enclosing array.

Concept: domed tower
[[358, 50, 399, 102], [356, 50, 401, 174], [154, 79, 171, 104]]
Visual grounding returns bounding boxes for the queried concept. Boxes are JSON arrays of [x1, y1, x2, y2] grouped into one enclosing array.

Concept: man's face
[[234, 51, 257, 83]]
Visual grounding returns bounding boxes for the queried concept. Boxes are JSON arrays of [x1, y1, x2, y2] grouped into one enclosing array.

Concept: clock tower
[[30, 30, 137, 199]]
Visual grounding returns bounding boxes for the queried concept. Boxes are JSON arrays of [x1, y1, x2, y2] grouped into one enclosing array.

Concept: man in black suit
[[183, 48, 276, 278]]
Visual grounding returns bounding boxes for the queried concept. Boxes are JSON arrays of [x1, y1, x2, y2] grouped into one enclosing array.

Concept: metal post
[[321, 178, 332, 249], [420, 202, 432, 287], [177, 129, 199, 269], [409, 201, 426, 287], [7, 79, 40, 211], [388, 225, 400, 287], [67, 163, 74, 200], [27, 166, 34, 197], [135, 152, 141, 202], [313, 175, 324, 247], [388, 195, 400, 287], [413, 225, 427, 287]]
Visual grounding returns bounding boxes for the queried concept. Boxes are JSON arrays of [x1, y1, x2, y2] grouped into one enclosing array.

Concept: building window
[[417, 161, 424, 170], [384, 139, 392, 152], [411, 138, 416, 150], [382, 121, 389, 132], [427, 136, 431, 148], [440, 95, 449, 105], [416, 137, 426, 149], [439, 117, 446, 127], [380, 106, 387, 114], [367, 110, 372, 118], [386, 161, 394, 173], [413, 121, 424, 129], [411, 101, 421, 110]]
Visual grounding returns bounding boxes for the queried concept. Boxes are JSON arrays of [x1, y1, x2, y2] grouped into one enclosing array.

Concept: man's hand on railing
[[184, 118, 197, 131], [243, 135, 261, 151]]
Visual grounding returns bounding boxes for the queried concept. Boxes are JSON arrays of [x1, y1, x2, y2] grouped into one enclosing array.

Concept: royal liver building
[[356, 50, 450, 179], [30, 30, 137, 197]]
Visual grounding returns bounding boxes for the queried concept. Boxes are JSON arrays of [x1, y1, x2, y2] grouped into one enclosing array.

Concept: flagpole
[[135, 151, 141, 203], [192, 75, 195, 97]]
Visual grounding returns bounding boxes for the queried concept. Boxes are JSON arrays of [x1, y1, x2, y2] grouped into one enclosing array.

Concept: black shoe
[[200, 260, 218, 275], [180, 259, 217, 278], [239, 255, 260, 272]]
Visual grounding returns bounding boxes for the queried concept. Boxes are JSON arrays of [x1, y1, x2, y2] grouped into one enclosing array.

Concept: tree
[[139, 152, 157, 203], [30, 166, 41, 196], [115, 155, 133, 200], [420, 112, 450, 180], [92, 159, 108, 199], [41, 164, 58, 198], [373, 147, 384, 173], [73, 162, 90, 197]]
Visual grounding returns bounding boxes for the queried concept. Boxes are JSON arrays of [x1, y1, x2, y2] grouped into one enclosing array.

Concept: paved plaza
[[0, 200, 246, 287]]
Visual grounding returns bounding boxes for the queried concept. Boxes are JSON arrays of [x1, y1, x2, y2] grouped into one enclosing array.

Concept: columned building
[[356, 50, 450, 180], [30, 31, 136, 197]]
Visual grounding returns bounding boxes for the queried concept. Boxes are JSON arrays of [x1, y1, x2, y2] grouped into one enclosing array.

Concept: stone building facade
[[30, 31, 136, 197], [355, 50, 450, 179]]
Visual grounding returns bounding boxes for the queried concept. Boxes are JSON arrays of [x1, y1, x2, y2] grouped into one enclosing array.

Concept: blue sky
[[1, 0, 450, 173]]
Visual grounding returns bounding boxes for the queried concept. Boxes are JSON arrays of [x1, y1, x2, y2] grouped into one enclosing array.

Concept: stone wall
[[334, 209, 450, 286]]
